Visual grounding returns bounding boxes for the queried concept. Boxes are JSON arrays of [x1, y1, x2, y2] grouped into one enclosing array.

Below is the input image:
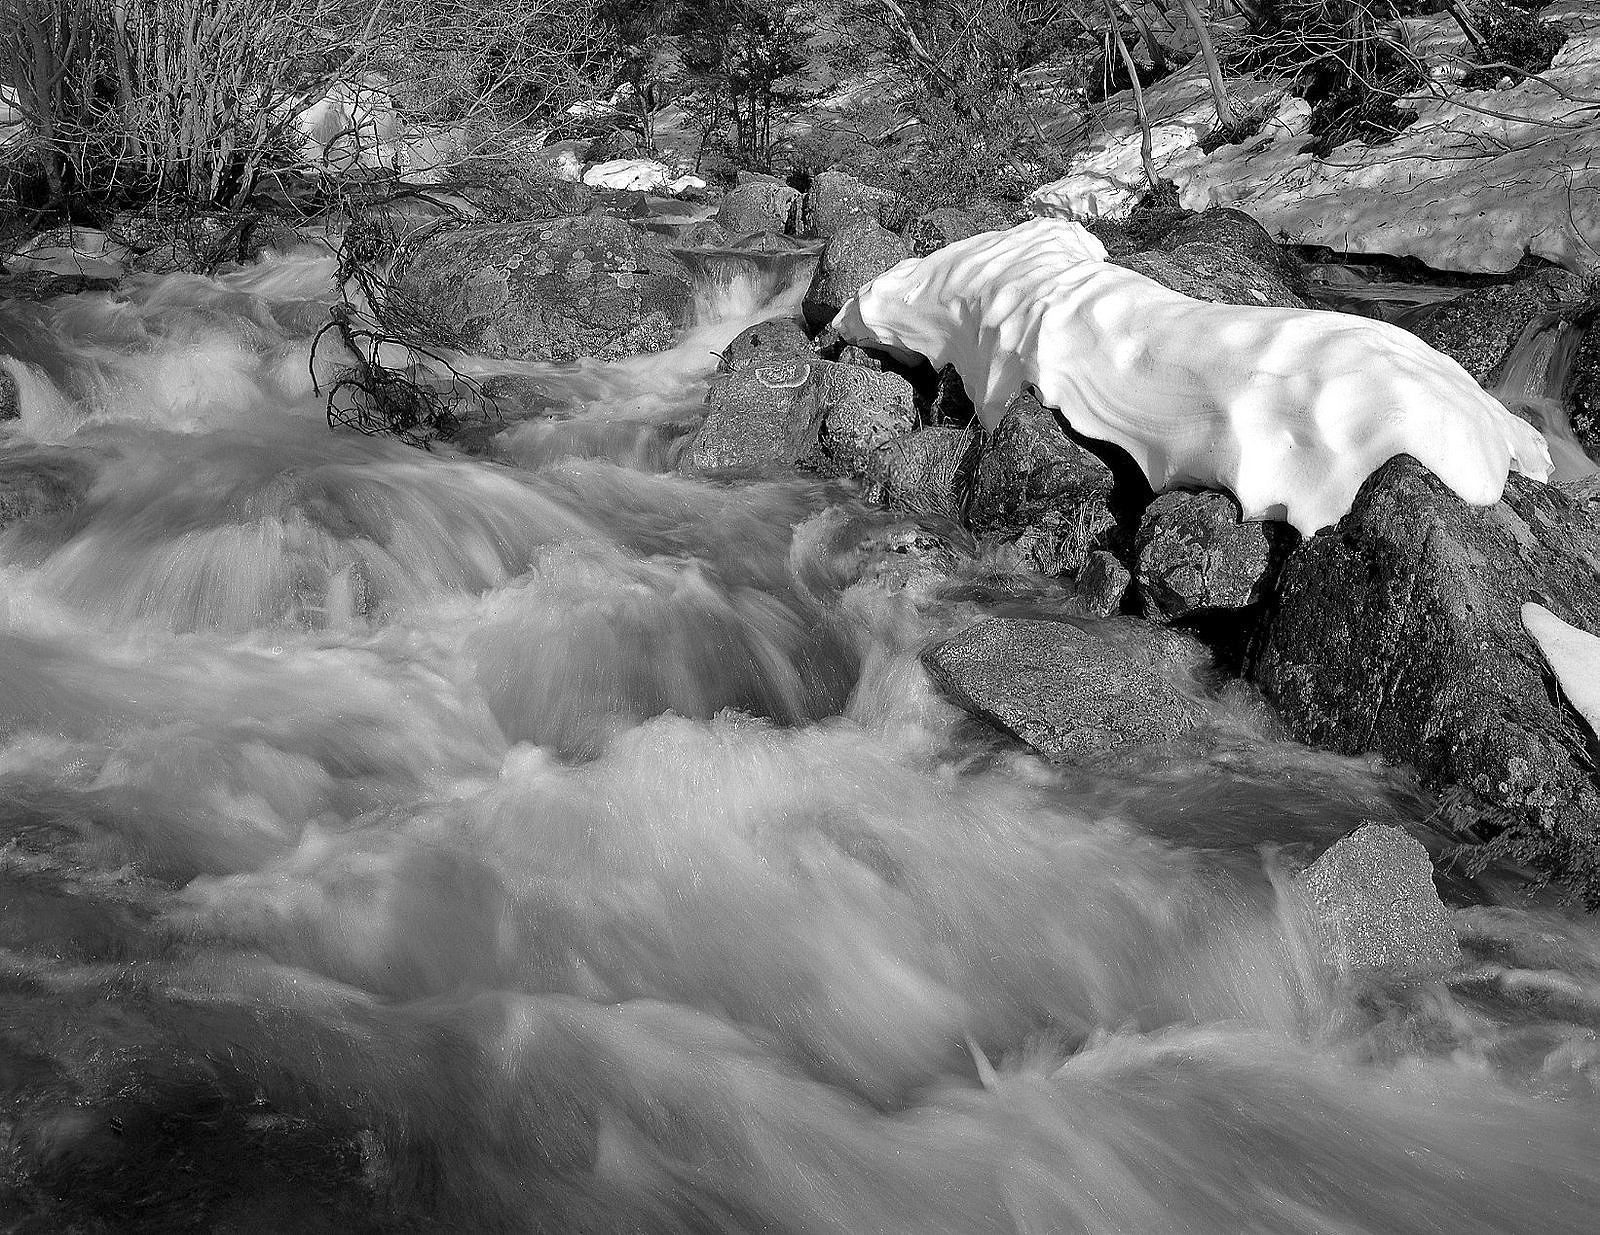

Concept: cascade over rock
[[389, 216, 693, 363], [1254, 456, 1600, 904]]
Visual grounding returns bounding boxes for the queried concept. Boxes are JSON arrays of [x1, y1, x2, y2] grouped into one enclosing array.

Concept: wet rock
[[803, 170, 913, 240], [0, 451, 93, 528], [0, 367, 17, 421], [390, 216, 692, 363], [689, 357, 914, 478], [922, 616, 1206, 764], [903, 202, 1012, 257], [801, 220, 909, 335], [1408, 267, 1582, 385], [864, 426, 980, 521], [1253, 455, 1600, 905], [1561, 318, 1600, 459], [1293, 823, 1461, 981], [717, 316, 815, 373], [858, 526, 964, 594], [968, 393, 1118, 577], [1136, 491, 1286, 620], [1077, 549, 1132, 618], [716, 181, 802, 236], [110, 210, 255, 274]]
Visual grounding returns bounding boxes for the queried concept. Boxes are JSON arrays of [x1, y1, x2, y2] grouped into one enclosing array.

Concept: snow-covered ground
[[1031, 1, 1600, 274]]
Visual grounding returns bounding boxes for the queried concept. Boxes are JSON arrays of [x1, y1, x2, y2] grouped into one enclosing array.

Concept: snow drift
[[832, 219, 1552, 535]]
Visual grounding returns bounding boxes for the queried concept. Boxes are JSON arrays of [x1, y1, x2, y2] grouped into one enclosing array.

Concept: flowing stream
[[1, 246, 1600, 1233]]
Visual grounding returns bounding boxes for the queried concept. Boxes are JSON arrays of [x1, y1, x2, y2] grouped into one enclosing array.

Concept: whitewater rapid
[[0, 247, 1598, 1232]]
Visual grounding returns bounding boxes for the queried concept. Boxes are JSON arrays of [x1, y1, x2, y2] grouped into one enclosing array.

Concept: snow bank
[[290, 76, 465, 181], [832, 218, 1552, 535], [1029, 0, 1600, 273], [1523, 603, 1600, 739], [582, 159, 706, 196]]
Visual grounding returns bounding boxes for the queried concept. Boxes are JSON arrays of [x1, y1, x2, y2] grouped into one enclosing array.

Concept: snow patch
[[832, 218, 1552, 535], [582, 159, 705, 196], [1523, 603, 1600, 739]]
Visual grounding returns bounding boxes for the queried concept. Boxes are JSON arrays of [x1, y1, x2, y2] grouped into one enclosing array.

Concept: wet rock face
[[390, 216, 693, 363], [922, 616, 1206, 764], [968, 394, 1119, 577], [864, 426, 979, 522], [801, 220, 909, 335], [1408, 267, 1583, 386], [803, 171, 913, 240], [1292, 823, 1461, 982], [0, 451, 94, 528], [0, 366, 17, 421], [716, 181, 802, 237], [1136, 491, 1286, 620], [1253, 455, 1600, 905], [689, 357, 915, 478]]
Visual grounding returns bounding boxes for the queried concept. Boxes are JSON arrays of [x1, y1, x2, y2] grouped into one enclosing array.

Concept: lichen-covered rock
[[717, 316, 815, 373], [1292, 823, 1461, 981], [1136, 491, 1285, 619], [922, 616, 1206, 764], [968, 393, 1118, 577], [717, 181, 802, 236], [801, 220, 909, 335], [390, 216, 692, 363], [1408, 267, 1582, 385], [1254, 455, 1600, 905], [803, 170, 913, 240], [864, 426, 979, 521], [688, 357, 914, 479]]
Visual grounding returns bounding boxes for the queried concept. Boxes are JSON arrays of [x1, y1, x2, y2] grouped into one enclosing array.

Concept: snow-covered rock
[[1029, 1, 1600, 274], [290, 75, 464, 180], [582, 159, 705, 195], [1522, 603, 1600, 740], [832, 218, 1552, 535]]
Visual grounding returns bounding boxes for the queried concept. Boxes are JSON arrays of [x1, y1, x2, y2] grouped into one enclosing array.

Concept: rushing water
[[1, 245, 1599, 1234]]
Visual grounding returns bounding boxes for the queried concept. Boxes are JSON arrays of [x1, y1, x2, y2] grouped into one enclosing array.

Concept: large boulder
[[716, 181, 802, 237], [803, 170, 913, 240], [1292, 823, 1461, 982], [688, 357, 915, 478], [903, 201, 1013, 257], [801, 220, 909, 335], [922, 616, 1207, 764], [1408, 267, 1582, 385], [968, 393, 1119, 577], [1253, 455, 1600, 905], [1135, 491, 1287, 620], [389, 216, 692, 363]]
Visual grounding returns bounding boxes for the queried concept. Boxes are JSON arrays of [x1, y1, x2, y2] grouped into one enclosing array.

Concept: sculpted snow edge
[[831, 218, 1553, 536]]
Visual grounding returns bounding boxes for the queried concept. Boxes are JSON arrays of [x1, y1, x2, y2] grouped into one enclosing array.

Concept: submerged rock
[[389, 216, 692, 363], [1292, 823, 1461, 981], [922, 616, 1206, 764], [1136, 491, 1286, 620], [689, 358, 914, 478], [801, 220, 908, 335], [803, 170, 913, 240], [1254, 455, 1600, 904], [0, 367, 17, 421], [968, 393, 1119, 578], [0, 451, 94, 528]]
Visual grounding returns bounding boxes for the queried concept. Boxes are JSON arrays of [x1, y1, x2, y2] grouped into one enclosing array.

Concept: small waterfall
[[1490, 312, 1597, 484]]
